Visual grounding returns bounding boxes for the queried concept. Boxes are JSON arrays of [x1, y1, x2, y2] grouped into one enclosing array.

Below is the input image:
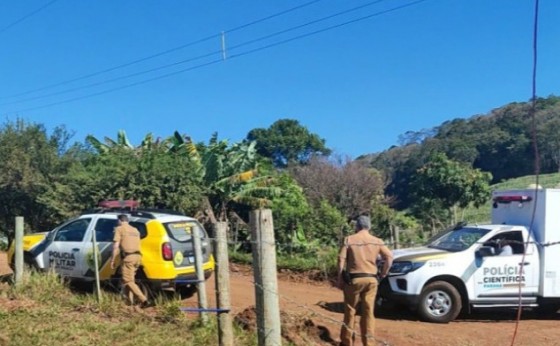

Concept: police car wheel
[[137, 280, 155, 301], [418, 281, 462, 323], [119, 279, 155, 305], [177, 285, 197, 299], [23, 253, 39, 271]]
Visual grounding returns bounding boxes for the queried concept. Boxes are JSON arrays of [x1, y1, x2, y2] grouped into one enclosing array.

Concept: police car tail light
[[162, 242, 173, 261]]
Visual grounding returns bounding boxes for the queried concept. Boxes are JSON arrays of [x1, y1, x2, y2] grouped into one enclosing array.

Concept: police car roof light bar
[[98, 199, 139, 209], [493, 195, 532, 204]]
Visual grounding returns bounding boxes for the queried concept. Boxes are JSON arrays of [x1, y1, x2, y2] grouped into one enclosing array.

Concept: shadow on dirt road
[[316, 298, 560, 325]]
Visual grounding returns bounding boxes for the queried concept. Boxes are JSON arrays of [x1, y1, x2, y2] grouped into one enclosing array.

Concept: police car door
[[472, 230, 539, 306], [43, 217, 92, 279], [82, 216, 118, 280]]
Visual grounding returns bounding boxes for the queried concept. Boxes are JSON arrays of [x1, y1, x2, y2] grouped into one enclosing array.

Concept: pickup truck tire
[[418, 281, 462, 323]]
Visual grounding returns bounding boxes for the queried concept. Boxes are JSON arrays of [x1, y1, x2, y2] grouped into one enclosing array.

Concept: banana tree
[[86, 131, 161, 154], [171, 131, 279, 223]]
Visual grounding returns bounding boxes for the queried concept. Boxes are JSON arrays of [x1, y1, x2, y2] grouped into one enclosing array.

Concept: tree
[[0, 119, 78, 235], [86, 130, 135, 154], [410, 153, 492, 230], [536, 101, 560, 172], [304, 200, 347, 247], [175, 133, 280, 223], [290, 156, 384, 219], [43, 140, 205, 219], [246, 119, 331, 167], [269, 173, 312, 252]]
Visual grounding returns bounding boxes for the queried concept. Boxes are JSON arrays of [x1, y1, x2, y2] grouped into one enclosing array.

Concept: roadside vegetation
[[1, 95, 559, 273], [0, 270, 257, 346]]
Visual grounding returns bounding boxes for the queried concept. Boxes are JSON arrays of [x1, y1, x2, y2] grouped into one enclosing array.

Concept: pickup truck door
[[43, 218, 92, 279], [472, 234, 539, 305]]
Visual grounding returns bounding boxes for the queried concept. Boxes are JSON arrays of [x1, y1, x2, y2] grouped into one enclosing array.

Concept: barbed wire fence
[[185, 209, 393, 346], [12, 211, 560, 345], [190, 212, 560, 345]]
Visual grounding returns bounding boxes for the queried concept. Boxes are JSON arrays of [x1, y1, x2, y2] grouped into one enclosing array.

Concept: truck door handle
[[72, 248, 80, 252], [519, 262, 530, 266]]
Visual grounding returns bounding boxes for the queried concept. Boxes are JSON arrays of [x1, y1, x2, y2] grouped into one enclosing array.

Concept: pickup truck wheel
[[418, 281, 462, 323]]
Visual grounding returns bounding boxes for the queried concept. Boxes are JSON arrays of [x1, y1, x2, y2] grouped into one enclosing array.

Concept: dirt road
[[191, 266, 560, 346], [2, 253, 559, 345]]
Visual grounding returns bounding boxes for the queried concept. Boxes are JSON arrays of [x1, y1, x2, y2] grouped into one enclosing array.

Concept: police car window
[[486, 231, 524, 255], [164, 221, 201, 242], [129, 221, 147, 239], [94, 219, 118, 242], [54, 218, 91, 242], [428, 227, 490, 252]]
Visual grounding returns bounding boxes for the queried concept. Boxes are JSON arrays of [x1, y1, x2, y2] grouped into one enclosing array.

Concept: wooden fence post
[[91, 227, 102, 302], [214, 222, 234, 346], [14, 217, 24, 285], [250, 209, 282, 346], [193, 224, 208, 323]]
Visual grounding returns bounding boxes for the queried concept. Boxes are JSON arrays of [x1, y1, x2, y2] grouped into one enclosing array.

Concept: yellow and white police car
[[8, 201, 215, 297]]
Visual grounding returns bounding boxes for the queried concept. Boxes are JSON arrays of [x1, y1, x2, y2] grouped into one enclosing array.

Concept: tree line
[[2, 96, 558, 251], [363, 95, 560, 226], [0, 119, 385, 254]]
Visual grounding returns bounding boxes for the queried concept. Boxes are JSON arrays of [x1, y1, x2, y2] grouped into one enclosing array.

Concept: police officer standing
[[337, 215, 393, 346], [111, 214, 154, 308]]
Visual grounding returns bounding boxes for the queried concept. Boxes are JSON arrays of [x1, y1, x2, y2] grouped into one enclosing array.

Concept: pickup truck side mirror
[[477, 246, 496, 257]]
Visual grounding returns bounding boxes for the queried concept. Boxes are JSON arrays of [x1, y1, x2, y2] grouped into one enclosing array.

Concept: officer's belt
[[348, 273, 378, 279], [123, 251, 141, 257]]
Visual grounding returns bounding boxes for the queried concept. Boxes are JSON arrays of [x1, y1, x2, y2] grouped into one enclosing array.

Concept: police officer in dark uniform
[[111, 214, 154, 308]]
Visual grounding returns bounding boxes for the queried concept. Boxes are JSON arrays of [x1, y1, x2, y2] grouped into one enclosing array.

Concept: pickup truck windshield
[[427, 227, 491, 252]]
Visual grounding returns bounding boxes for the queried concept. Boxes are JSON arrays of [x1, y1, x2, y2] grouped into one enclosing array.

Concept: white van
[[378, 188, 560, 323]]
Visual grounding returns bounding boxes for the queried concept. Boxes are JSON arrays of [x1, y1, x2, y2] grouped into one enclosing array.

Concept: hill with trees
[[362, 95, 560, 207]]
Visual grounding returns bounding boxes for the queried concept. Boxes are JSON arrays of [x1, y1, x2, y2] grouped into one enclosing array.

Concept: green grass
[[0, 270, 257, 346], [463, 172, 560, 223], [230, 246, 338, 277]]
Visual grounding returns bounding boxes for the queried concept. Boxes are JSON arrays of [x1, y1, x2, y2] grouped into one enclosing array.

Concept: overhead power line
[[0, 0, 324, 100], [0, 49, 224, 106], [5, 0, 429, 114], [0, 0, 390, 107], [4, 0, 397, 108], [0, 0, 58, 35], [8, 59, 225, 113], [229, 0, 426, 59]]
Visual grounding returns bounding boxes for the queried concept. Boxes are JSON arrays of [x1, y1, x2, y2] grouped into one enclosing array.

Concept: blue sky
[[1, 0, 558, 158]]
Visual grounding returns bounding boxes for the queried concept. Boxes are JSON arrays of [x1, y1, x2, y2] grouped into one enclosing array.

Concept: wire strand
[[0, 0, 58, 35], [0, 0, 387, 106], [0, 0, 324, 100], [510, 1, 539, 345], [2, 0, 430, 114]]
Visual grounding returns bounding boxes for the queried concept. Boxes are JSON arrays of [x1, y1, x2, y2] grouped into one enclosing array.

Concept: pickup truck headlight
[[389, 261, 425, 275]]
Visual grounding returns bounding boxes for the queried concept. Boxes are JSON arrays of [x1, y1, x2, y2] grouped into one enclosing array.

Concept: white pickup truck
[[378, 188, 560, 323]]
